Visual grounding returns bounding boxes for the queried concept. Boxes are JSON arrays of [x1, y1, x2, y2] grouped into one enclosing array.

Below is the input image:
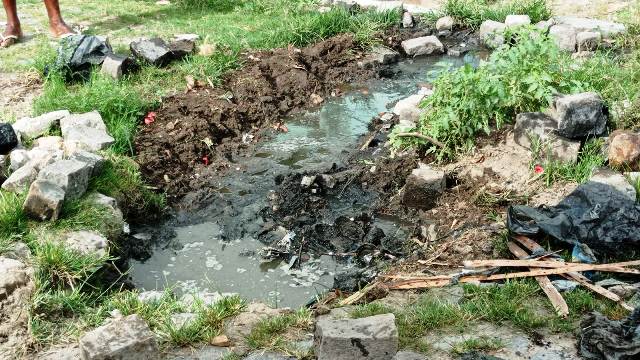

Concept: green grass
[[451, 336, 504, 355], [443, 0, 551, 29], [246, 308, 313, 357], [0, 191, 28, 241], [535, 138, 607, 185]]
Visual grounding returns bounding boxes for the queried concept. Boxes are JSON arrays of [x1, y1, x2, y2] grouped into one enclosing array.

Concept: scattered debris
[[47, 35, 113, 80], [579, 309, 640, 359]]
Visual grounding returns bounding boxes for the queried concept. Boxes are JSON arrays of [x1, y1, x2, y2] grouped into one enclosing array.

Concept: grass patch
[[0, 191, 28, 241], [534, 138, 606, 185], [451, 336, 504, 355], [246, 308, 313, 357], [443, 0, 551, 29]]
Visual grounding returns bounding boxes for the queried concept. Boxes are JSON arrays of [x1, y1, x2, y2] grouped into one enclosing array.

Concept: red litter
[[202, 156, 209, 166], [144, 111, 157, 125], [534, 164, 544, 174]]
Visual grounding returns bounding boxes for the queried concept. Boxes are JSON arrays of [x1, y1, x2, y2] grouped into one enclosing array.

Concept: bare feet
[[0, 24, 22, 48], [49, 20, 74, 38]]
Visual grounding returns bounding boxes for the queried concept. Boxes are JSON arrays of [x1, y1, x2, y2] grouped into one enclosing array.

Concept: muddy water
[[130, 54, 477, 308]]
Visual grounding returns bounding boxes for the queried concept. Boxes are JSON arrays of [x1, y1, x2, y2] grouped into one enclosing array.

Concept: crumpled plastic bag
[[579, 309, 640, 360], [507, 181, 640, 256], [46, 34, 113, 80]]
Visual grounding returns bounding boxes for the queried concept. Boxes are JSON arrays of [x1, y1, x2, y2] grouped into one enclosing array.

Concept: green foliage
[[444, 0, 551, 29]]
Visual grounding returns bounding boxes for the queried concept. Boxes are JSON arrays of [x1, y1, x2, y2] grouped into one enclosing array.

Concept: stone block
[[401, 36, 444, 56], [401, 164, 446, 209], [130, 38, 174, 67], [101, 53, 138, 80], [552, 16, 626, 39], [505, 15, 531, 28], [11, 110, 69, 140], [38, 159, 91, 201], [608, 130, 640, 169], [70, 150, 106, 177], [2, 164, 38, 193], [22, 180, 65, 221], [480, 20, 506, 48], [549, 25, 577, 52], [513, 112, 558, 149], [79, 314, 159, 360], [577, 31, 602, 52], [393, 94, 426, 124], [9, 149, 30, 171], [314, 313, 398, 360], [436, 16, 454, 31], [358, 46, 400, 69], [64, 127, 115, 152], [64, 231, 109, 257], [552, 92, 607, 139], [33, 136, 64, 151], [0, 123, 18, 155], [60, 111, 107, 136]]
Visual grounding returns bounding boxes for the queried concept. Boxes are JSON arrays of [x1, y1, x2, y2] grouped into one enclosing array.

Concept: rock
[[552, 92, 607, 139], [137, 290, 165, 304], [226, 302, 288, 343], [174, 34, 200, 42], [2, 164, 38, 193], [33, 136, 64, 151], [0, 123, 19, 155], [63, 231, 109, 257], [436, 16, 454, 31], [315, 313, 398, 360], [504, 15, 531, 28], [513, 112, 580, 163], [130, 38, 174, 66], [608, 284, 638, 299], [394, 351, 427, 360], [590, 168, 637, 202], [401, 36, 444, 57], [402, 12, 414, 28], [333, 267, 376, 292], [0, 257, 29, 299], [36, 345, 82, 360], [169, 39, 196, 58], [70, 150, 105, 177], [60, 111, 106, 134], [552, 16, 626, 39], [300, 175, 316, 188], [11, 147, 64, 172], [79, 314, 159, 360], [535, 20, 552, 33], [101, 53, 137, 80], [210, 335, 231, 347], [170, 313, 197, 329], [480, 20, 506, 48], [60, 111, 114, 152], [595, 279, 627, 288], [428, 286, 464, 305], [552, 280, 579, 292], [11, 110, 69, 140], [393, 94, 425, 124], [447, 46, 468, 57], [608, 130, 640, 168], [4, 242, 31, 261], [359, 46, 400, 69], [549, 25, 577, 52], [577, 31, 601, 52], [401, 164, 446, 210], [22, 180, 65, 221], [9, 149, 30, 171], [180, 292, 237, 309], [38, 159, 91, 201]]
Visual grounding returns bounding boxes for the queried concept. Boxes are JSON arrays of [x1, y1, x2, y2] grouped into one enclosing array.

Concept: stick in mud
[[395, 132, 446, 148]]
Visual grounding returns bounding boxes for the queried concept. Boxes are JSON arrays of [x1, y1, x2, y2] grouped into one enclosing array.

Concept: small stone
[[300, 175, 316, 188], [549, 24, 577, 52], [447, 46, 468, 57], [552, 92, 607, 139], [608, 130, 640, 169], [63, 230, 109, 257], [358, 46, 400, 69], [70, 150, 105, 177], [590, 168, 637, 202], [436, 16, 454, 31], [22, 180, 65, 221], [210, 335, 231, 347], [401, 164, 446, 210], [101, 53, 137, 80], [170, 313, 197, 329], [2, 164, 38, 193], [79, 314, 159, 360], [315, 314, 398, 360], [552, 280, 579, 292], [11, 110, 69, 140], [310, 93, 324, 105], [0, 257, 29, 299], [577, 31, 602, 52], [393, 94, 425, 124], [38, 159, 91, 201], [504, 15, 531, 28], [402, 12, 414, 28], [428, 286, 464, 305], [0, 123, 18, 155], [480, 20, 506, 48], [130, 38, 174, 66], [401, 36, 444, 57]]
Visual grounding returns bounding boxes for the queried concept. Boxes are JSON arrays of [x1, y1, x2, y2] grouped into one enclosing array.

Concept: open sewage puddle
[[130, 54, 477, 308]]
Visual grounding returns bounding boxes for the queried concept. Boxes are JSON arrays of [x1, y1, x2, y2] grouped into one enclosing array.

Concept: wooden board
[[464, 259, 640, 271]]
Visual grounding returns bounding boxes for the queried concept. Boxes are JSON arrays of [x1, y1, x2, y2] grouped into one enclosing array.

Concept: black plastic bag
[[579, 309, 640, 360], [507, 181, 640, 256], [46, 34, 113, 80]]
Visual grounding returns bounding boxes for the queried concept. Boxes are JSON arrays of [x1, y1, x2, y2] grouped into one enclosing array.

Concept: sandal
[[0, 34, 19, 48]]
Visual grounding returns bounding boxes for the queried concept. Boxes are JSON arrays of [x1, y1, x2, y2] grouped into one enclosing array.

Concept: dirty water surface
[[130, 54, 477, 308]]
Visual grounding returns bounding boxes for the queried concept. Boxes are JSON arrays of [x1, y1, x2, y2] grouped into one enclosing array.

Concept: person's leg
[[1, 0, 22, 46], [43, 0, 72, 37]]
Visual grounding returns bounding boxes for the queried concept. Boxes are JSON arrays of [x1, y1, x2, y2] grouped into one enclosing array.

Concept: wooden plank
[[464, 259, 640, 270], [508, 242, 569, 317]]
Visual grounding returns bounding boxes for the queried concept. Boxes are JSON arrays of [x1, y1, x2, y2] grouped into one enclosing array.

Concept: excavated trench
[[128, 52, 478, 308]]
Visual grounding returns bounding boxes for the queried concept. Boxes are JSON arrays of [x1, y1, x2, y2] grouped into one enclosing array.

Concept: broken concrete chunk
[[27, 148, 64, 171], [402, 12, 414, 28], [11, 110, 69, 140], [38, 159, 91, 201], [480, 20, 506, 48], [552, 92, 607, 139], [0, 123, 18, 155], [393, 94, 425, 124], [79, 314, 159, 360], [22, 180, 65, 221], [609, 130, 640, 169], [401, 36, 444, 56], [549, 25, 577, 52], [552, 16, 626, 39], [60, 111, 107, 135], [130, 38, 173, 66], [9, 149, 30, 171], [504, 15, 531, 28], [65, 127, 115, 153], [33, 136, 64, 151], [590, 168, 637, 202], [2, 164, 38, 193], [514, 112, 558, 149], [401, 164, 446, 210], [70, 150, 106, 177], [315, 314, 398, 360], [63, 231, 109, 257], [101, 53, 138, 80], [436, 16, 454, 31], [0, 257, 29, 300], [577, 31, 602, 52]]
